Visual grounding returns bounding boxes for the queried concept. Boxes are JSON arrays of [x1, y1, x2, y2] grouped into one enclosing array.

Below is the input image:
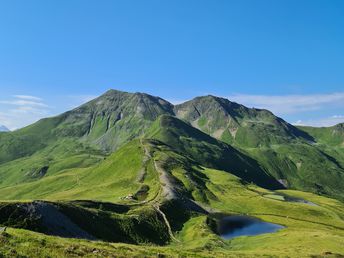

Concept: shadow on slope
[[146, 115, 283, 190]]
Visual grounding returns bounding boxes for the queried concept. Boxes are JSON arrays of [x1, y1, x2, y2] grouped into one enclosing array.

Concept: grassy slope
[[1, 91, 343, 201], [0, 92, 343, 256], [243, 143, 344, 200], [298, 123, 344, 147], [0, 115, 342, 257], [1, 165, 343, 257], [177, 168, 344, 257], [146, 115, 282, 190], [173, 96, 344, 200], [0, 140, 160, 202], [0, 90, 173, 188]]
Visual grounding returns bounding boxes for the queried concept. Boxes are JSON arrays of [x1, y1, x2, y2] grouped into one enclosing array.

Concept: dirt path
[[152, 159, 178, 200], [153, 204, 180, 242]]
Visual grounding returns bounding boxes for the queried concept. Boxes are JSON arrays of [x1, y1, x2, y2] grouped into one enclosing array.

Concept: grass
[[0, 90, 343, 256], [0, 140, 155, 202], [1, 163, 343, 257], [263, 194, 285, 201]]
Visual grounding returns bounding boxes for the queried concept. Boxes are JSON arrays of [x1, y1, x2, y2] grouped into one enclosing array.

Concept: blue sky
[[0, 0, 343, 130]]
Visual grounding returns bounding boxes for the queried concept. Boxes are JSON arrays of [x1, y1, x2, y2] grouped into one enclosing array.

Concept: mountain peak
[[174, 94, 311, 147]]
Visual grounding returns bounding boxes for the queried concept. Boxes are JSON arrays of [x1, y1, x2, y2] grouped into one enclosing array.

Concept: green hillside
[[298, 123, 344, 146], [146, 115, 282, 189], [174, 95, 313, 147], [0, 89, 343, 257]]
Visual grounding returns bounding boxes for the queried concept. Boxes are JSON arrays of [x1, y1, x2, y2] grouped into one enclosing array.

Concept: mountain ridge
[[0, 89, 344, 257], [0, 89, 343, 200]]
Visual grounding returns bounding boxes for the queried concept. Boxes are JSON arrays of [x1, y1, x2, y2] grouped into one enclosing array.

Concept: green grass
[[0, 140, 158, 202], [263, 194, 285, 201], [0, 90, 343, 257], [1, 162, 344, 257], [298, 123, 344, 146]]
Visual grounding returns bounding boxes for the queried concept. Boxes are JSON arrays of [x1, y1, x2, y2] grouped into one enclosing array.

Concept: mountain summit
[[174, 95, 313, 147]]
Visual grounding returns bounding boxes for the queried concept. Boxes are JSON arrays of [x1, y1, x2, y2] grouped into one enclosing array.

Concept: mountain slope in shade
[[146, 115, 282, 190]]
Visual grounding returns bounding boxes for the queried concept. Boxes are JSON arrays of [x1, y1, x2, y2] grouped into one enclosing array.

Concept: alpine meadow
[[1, 1, 344, 257], [0, 90, 343, 257]]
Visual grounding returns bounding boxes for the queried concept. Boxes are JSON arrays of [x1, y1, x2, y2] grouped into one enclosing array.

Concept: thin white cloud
[[293, 115, 344, 127], [13, 95, 42, 101], [0, 100, 48, 107], [0, 95, 49, 130], [227, 92, 344, 115]]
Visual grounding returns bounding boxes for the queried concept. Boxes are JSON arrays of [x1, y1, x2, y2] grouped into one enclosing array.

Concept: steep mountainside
[[0, 89, 173, 164], [146, 115, 282, 189], [174, 95, 313, 147], [0, 89, 344, 257], [0, 90, 343, 200], [174, 95, 344, 200]]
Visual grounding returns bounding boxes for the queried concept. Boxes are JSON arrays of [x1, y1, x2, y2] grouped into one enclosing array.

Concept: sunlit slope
[[298, 123, 344, 146], [0, 140, 160, 202], [0, 138, 104, 189], [174, 95, 313, 147], [0, 114, 343, 256], [1, 90, 343, 202], [1, 164, 344, 257], [0, 89, 173, 165], [0, 90, 174, 192]]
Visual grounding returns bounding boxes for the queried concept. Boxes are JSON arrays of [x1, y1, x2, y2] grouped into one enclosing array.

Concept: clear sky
[[0, 0, 344, 130]]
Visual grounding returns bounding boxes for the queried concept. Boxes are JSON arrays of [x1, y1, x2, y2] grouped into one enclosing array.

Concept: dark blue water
[[219, 216, 284, 240]]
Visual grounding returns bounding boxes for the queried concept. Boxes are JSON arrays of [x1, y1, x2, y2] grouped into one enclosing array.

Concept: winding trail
[[154, 204, 180, 242], [139, 139, 180, 242]]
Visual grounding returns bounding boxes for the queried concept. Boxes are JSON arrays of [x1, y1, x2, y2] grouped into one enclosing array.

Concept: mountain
[[0, 125, 9, 132], [0, 90, 343, 199], [298, 123, 344, 147], [0, 89, 172, 161], [174, 95, 314, 147], [173, 95, 344, 200], [146, 115, 282, 189], [0, 89, 343, 257]]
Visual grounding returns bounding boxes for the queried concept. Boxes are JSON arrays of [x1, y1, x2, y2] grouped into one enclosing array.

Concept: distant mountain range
[[0, 89, 343, 257], [0, 125, 9, 132]]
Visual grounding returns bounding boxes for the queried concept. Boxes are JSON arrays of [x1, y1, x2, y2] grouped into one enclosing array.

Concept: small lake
[[263, 193, 318, 206], [218, 215, 284, 240]]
